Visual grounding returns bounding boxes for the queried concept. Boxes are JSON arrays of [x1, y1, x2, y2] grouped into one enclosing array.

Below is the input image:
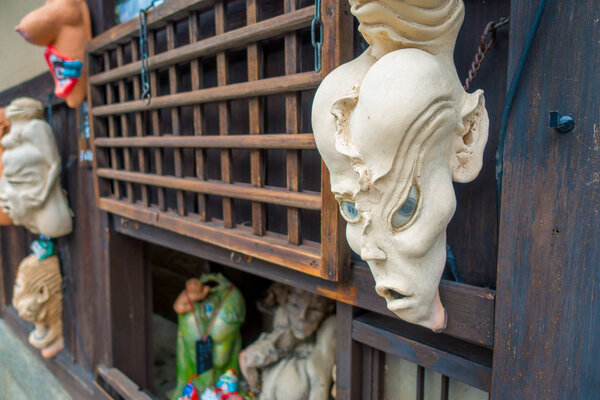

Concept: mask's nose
[[360, 219, 387, 261]]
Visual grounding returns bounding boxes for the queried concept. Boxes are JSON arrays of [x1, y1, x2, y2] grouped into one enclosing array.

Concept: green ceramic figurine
[[171, 273, 245, 400]]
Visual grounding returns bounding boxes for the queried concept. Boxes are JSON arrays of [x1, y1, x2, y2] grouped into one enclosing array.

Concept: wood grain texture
[[113, 216, 495, 346], [116, 44, 134, 202], [353, 313, 492, 392], [247, 0, 266, 236], [97, 169, 321, 209], [445, 0, 511, 288], [189, 12, 208, 221], [319, 0, 353, 281], [87, 0, 219, 53], [107, 200, 322, 276], [493, 1, 600, 398], [94, 133, 316, 148], [336, 302, 361, 400], [92, 71, 321, 116], [167, 22, 186, 216], [130, 38, 149, 207], [97, 365, 154, 400], [89, 6, 315, 85], [109, 233, 152, 390]]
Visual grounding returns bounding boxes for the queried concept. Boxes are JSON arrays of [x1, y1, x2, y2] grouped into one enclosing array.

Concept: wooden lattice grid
[[87, 0, 352, 280]]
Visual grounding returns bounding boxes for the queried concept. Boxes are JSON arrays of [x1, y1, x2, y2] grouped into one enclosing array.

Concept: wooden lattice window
[[87, 0, 350, 280]]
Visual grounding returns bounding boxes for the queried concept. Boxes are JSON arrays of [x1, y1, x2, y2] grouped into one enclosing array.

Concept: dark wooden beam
[[353, 313, 492, 392], [112, 214, 495, 347], [335, 302, 361, 400], [493, 1, 600, 398]]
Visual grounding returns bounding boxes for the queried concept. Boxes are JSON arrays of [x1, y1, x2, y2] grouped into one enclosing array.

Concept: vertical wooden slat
[[147, 32, 166, 210], [246, 0, 266, 236], [188, 13, 208, 221], [336, 302, 361, 400], [87, 52, 109, 205], [131, 39, 149, 206], [319, 0, 353, 280], [215, 2, 234, 228], [166, 22, 186, 216], [116, 45, 134, 203], [285, 0, 302, 245], [441, 375, 450, 400], [103, 52, 121, 199], [416, 365, 425, 400], [361, 346, 385, 400]]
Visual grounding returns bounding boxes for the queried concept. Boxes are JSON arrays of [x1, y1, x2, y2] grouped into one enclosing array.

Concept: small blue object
[[61, 60, 83, 78], [181, 383, 200, 400], [30, 239, 56, 261]]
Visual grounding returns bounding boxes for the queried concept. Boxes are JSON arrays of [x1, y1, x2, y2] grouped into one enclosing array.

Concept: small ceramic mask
[[13, 252, 64, 359], [15, 0, 92, 108], [0, 109, 12, 225], [0, 98, 73, 238], [311, 0, 488, 331]]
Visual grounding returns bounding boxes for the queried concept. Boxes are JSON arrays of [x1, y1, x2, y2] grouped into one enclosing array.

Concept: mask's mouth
[[376, 285, 414, 310], [384, 289, 407, 300]]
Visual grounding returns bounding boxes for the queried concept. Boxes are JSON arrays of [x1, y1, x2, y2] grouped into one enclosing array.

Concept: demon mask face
[[312, 49, 488, 331]]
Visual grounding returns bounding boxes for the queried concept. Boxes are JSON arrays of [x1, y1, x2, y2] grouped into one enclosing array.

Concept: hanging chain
[[463, 16, 510, 91], [311, 0, 323, 72], [139, 1, 161, 105]]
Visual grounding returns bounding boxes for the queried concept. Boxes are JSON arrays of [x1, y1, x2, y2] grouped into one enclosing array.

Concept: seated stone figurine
[[12, 244, 64, 359], [15, 0, 92, 108], [311, 0, 488, 331], [171, 274, 246, 400], [239, 284, 336, 400], [0, 97, 73, 238]]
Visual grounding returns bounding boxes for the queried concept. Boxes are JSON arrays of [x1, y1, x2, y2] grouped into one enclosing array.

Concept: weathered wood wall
[[493, 1, 600, 398]]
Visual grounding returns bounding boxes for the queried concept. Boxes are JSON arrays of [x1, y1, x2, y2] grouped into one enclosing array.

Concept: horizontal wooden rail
[[96, 365, 153, 400], [101, 198, 322, 274], [94, 133, 316, 149], [112, 217, 496, 344], [88, 0, 217, 53], [89, 6, 315, 85], [92, 72, 320, 116], [97, 169, 321, 209], [353, 313, 493, 392]]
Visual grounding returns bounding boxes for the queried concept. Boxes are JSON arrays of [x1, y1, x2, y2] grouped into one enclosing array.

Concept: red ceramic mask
[[44, 45, 82, 98]]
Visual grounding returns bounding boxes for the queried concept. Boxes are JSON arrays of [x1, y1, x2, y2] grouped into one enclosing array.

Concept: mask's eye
[[391, 185, 419, 229], [339, 201, 361, 223]]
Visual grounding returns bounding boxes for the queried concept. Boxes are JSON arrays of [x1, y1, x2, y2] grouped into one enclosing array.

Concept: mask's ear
[[451, 89, 489, 183], [37, 285, 50, 304]]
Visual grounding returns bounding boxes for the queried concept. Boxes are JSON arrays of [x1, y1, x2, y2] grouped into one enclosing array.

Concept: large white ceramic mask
[[0, 98, 72, 238], [312, 48, 488, 331]]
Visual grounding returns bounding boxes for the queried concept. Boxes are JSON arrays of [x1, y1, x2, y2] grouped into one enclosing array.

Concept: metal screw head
[[549, 111, 575, 133]]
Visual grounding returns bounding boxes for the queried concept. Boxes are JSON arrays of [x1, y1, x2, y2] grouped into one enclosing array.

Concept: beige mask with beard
[[0, 98, 72, 238]]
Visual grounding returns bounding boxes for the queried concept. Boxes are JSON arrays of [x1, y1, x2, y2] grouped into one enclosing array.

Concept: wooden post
[[336, 302, 361, 400], [319, 0, 353, 281], [493, 1, 600, 398]]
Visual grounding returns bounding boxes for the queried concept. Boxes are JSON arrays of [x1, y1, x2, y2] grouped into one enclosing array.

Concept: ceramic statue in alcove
[[12, 246, 64, 359], [15, 0, 92, 108], [0, 108, 12, 225], [239, 283, 336, 400], [311, 0, 489, 331], [171, 274, 246, 400], [0, 98, 73, 238]]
